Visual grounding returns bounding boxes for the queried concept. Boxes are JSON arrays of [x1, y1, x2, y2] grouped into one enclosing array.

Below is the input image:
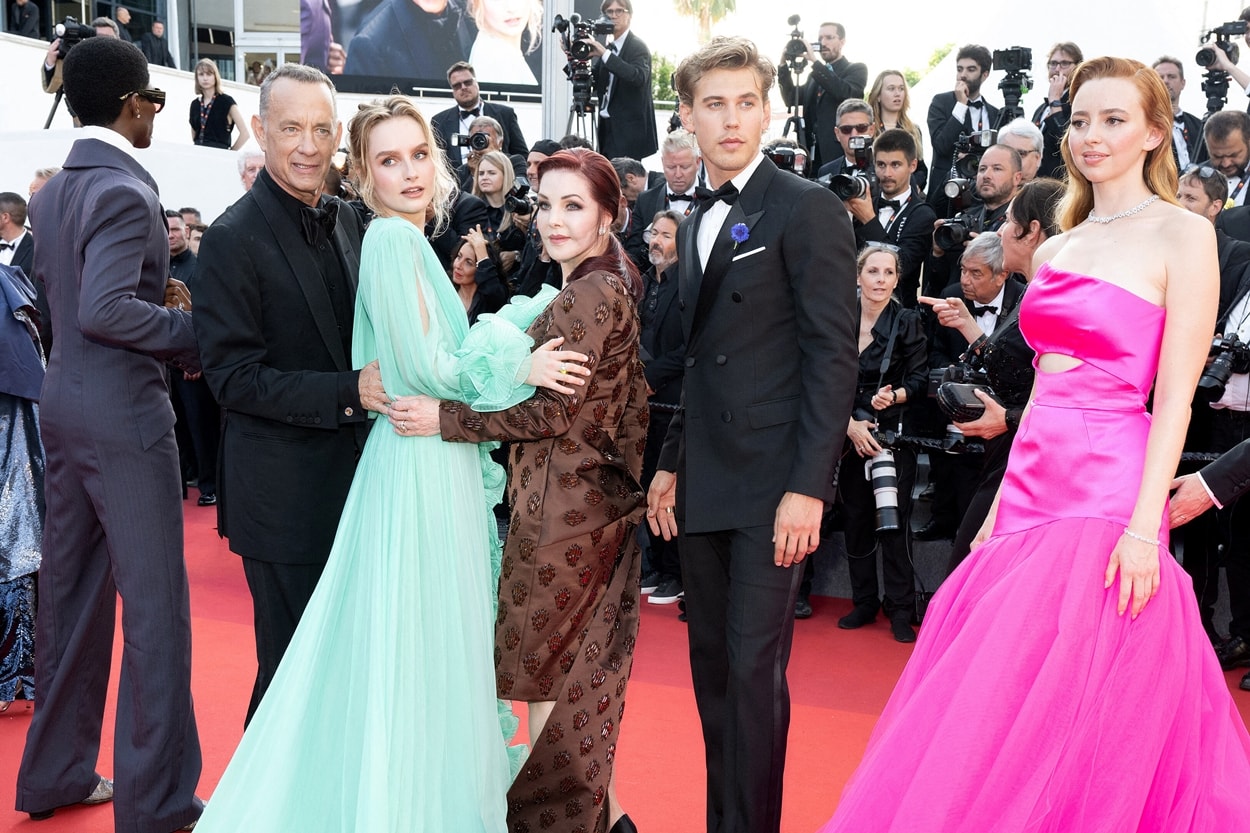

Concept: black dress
[[190, 94, 239, 149]]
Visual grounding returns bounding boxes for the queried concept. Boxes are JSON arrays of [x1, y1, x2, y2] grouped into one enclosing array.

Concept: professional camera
[[553, 13, 613, 113], [53, 16, 96, 59], [829, 136, 875, 201], [451, 131, 492, 152], [1197, 21, 1246, 67], [1197, 334, 1250, 402], [781, 15, 809, 69], [853, 408, 903, 532], [992, 46, 1032, 125], [504, 177, 534, 215], [1197, 21, 1248, 115], [952, 129, 997, 179], [933, 211, 983, 251]]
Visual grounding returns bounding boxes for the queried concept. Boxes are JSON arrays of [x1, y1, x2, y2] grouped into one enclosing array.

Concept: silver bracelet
[[1122, 529, 1160, 547]]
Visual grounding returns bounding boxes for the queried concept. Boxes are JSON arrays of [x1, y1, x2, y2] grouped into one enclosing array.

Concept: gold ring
[[559, 364, 569, 375], [665, 507, 674, 514]]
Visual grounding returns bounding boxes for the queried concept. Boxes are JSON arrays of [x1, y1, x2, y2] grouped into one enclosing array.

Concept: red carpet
[[2, 501, 1249, 832]]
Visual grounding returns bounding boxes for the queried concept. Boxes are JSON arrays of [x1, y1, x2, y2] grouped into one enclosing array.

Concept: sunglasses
[[1185, 165, 1218, 179], [863, 241, 901, 254], [837, 123, 872, 135], [450, 78, 477, 90], [119, 88, 166, 112]]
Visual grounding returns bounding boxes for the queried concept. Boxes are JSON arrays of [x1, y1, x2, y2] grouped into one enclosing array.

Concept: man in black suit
[[814, 98, 875, 179], [590, 0, 658, 162], [927, 44, 998, 209], [1205, 110, 1250, 209], [139, 20, 176, 68], [343, 0, 467, 83], [777, 21, 867, 172], [8, 0, 38, 37], [635, 128, 704, 225], [648, 36, 857, 833], [1154, 56, 1205, 169], [0, 192, 34, 278], [431, 61, 528, 166], [844, 129, 937, 306], [115, 5, 133, 41], [1173, 164, 1250, 684], [195, 64, 387, 725], [1029, 42, 1082, 179], [15, 37, 203, 831]]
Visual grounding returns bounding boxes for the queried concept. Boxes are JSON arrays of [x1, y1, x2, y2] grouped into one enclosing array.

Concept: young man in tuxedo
[[1155, 56, 1205, 169], [589, 0, 658, 162], [430, 61, 528, 166], [195, 64, 387, 725], [844, 128, 937, 306], [647, 35, 857, 833], [927, 44, 998, 208]]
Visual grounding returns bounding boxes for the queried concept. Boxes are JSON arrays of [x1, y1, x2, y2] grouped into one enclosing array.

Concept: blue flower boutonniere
[[730, 223, 749, 251]]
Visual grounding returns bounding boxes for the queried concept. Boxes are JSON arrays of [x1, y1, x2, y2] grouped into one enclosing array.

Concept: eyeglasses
[[119, 88, 166, 112], [450, 78, 477, 90], [863, 241, 901, 254], [603, 7, 629, 16], [837, 123, 872, 135], [1047, 59, 1076, 70]]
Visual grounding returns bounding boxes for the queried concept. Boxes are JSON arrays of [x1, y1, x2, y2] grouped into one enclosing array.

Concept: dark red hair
[[537, 148, 641, 298]]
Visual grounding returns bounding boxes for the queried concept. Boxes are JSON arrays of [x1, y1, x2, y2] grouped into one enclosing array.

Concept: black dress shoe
[[1241, 671, 1250, 692], [890, 615, 916, 644], [677, 599, 687, 623], [1215, 635, 1250, 671], [794, 597, 813, 619], [913, 518, 955, 541], [197, 493, 217, 507], [837, 605, 878, 630], [610, 813, 638, 833]]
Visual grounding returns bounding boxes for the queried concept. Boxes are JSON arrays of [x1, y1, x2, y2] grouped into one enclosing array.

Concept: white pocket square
[[731, 246, 766, 262]]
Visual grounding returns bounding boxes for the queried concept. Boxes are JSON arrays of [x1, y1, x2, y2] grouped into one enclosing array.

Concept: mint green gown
[[196, 217, 557, 832]]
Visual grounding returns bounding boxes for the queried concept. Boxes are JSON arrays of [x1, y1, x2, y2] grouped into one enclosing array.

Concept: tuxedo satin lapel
[[331, 203, 361, 295], [252, 185, 350, 371], [678, 211, 703, 341], [693, 204, 761, 328]]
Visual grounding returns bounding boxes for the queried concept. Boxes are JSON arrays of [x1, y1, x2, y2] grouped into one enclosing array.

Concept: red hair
[[537, 148, 641, 298]]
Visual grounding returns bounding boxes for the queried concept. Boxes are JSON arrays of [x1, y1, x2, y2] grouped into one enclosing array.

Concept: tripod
[[780, 57, 808, 153], [566, 102, 598, 147], [994, 70, 1031, 130]]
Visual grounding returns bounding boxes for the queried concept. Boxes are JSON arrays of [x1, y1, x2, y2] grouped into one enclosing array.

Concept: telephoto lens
[[866, 450, 901, 532]]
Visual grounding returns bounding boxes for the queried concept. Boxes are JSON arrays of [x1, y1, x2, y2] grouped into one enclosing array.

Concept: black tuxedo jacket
[[139, 32, 176, 68], [853, 193, 937, 306], [593, 32, 658, 161], [658, 157, 858, 532], [777, 55, 868, 171], [927, 278, 1025, 370], [927, 91, 1000, 206], [427, 190, 489, 270], [635, 181, 699, 226], [1216, 229, 1250, 326], [431, 101, 528, 161], [1217, 205, 1250, 246], [639, 263, 684, 406], [1203, 439, 1250, 506], [1030, 94, 1070, 179], [1172, 111, 1205, 167], [194, 170, 370, 565]]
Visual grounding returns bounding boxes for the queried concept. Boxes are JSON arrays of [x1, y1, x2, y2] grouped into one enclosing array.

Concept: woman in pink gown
[[819, 56, 1250, 832]]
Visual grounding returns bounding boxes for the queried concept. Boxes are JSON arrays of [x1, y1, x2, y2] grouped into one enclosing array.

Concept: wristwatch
[[1048, 99, 1064, 108]]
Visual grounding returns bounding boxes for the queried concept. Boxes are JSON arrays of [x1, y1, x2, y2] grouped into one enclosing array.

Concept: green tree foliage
[[672, 0, 736, 44], [905, 43, 955, 86], [653, 53, 677, 104]]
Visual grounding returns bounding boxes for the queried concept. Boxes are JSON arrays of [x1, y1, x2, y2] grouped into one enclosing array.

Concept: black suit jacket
[[1217, 205, 1250, 246], [139, 32, 176, 68], [658, 157, 858, 532], [853, 193, 937, 306], [594, 32, 658, 161], [1171, 110, 1205, 167], [1030, 94, 1070, 179], [777, 55, 868, 171], [1216, 229, 1250, 326], [927, 91, 999, 207], [639, 263, 684, 406], [194, 170, 369, 565], [431, 101, 528, 162], [927, 278, 1025, 370], [634, 181, 699, 228], [1203, 439, 1250, 506], [427, 190, 490, 270]]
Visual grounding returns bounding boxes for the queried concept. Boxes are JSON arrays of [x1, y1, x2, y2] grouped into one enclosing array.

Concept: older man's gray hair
[[258, 63, 337, 120], [661, 128, 700, 157], [960, 231, 1005, 275], [999, 117, 1044, 155]]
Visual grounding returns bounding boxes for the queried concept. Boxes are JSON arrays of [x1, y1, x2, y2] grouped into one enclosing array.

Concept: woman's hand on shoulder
[[527, 336, 591, 394]]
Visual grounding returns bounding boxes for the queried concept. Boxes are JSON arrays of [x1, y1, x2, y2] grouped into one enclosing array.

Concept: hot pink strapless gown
[[819, 264, 1250, 832]]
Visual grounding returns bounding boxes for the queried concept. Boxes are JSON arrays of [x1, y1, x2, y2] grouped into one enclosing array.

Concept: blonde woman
[[193, 96, 588, 832], [189, 58, 249, 150], [467, 0, 542, 84], [867, 69, 926, 189]]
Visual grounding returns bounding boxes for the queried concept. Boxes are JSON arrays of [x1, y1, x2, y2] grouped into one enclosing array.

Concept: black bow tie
[[698, 181, 739, 208], [460, 107, 480, 119], [972, 304, 998, 316], [967, 99, 984, 109], [1174, 114, 1186, 124], [878, 199, 901, 211], [0, 242, 13, 251], [300, 201, 339, 246], [667, 192, 692, 203]]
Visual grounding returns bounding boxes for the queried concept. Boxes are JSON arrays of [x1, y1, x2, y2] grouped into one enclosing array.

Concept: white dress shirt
[[697, 151, 765, 271]]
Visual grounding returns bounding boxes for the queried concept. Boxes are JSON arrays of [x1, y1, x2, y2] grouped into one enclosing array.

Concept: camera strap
[[874, 302, 903, 406]]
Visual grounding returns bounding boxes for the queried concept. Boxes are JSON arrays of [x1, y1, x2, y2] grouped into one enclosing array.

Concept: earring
[[598, 226, 607, 235]]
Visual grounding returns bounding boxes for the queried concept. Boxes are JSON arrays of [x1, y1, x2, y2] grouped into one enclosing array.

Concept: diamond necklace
[[1086, 194, 1159, 224]]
